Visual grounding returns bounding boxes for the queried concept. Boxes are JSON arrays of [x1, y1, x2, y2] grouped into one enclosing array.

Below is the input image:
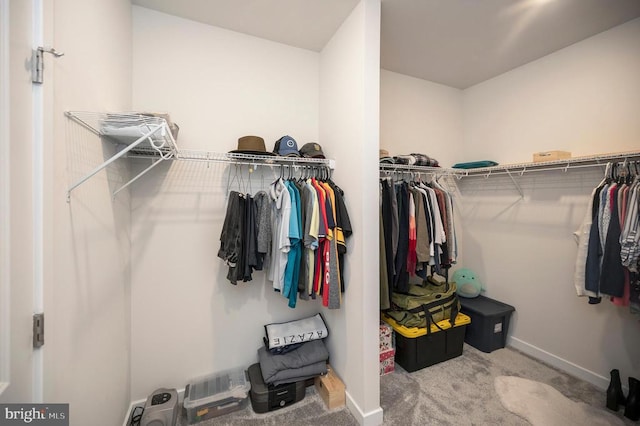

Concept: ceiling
[[132, 0, 640, 89]]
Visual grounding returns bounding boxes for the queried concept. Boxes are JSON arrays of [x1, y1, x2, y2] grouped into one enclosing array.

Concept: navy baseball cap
[[273, 135, 300, 157]]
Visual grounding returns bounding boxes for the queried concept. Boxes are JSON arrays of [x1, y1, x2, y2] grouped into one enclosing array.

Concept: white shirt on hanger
[[268, 178, 292, 292]]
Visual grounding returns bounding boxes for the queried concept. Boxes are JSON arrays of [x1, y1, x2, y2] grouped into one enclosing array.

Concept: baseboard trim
[[345, 390, 383, 426], [508, 337, 609, 390], [123, 387, 382, 425]]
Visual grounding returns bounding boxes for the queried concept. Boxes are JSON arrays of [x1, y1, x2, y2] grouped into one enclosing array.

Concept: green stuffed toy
[[452, 268, 485, 298]]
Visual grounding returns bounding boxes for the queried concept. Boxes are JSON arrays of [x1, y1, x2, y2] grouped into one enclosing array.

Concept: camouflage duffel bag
[[386, 281, 460, 332]]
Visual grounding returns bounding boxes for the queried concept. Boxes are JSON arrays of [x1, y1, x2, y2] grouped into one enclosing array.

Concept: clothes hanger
[[606, 162, 615, 183], [226, 163, 241, 196], [247, 164, 253, 195]]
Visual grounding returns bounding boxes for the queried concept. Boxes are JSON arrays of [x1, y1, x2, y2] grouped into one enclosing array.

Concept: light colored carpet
[[163, 344, 634, 425], [495, 376, 625, 426]]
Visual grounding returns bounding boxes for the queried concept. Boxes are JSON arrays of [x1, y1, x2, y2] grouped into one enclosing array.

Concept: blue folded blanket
[[452, 160, 498, 169]]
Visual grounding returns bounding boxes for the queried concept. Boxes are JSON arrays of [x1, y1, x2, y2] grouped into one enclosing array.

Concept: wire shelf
[[380, 151, 640, 178], [379, 151, 640, 198], [65, 111, 335, 200], [456, 151, 640, 177], [65, 111, 178, 158], [379, 163, 461, 176]]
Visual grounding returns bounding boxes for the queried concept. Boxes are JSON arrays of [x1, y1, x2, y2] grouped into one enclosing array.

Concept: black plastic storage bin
[[460, 295, 515, 353], [247, 363, 306, 413]]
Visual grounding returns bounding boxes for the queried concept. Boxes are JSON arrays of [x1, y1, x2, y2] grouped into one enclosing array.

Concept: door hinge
[[33, 313, 44, 348], [31, 46, 64, 84]]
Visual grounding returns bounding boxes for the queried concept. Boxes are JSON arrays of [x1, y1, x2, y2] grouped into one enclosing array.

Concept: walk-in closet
[[2, 1, 639, 425]]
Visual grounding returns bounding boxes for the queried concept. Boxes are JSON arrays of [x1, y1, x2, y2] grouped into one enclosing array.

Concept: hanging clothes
[[218, 191, 245, 285], [600, 184, 625, 297], [283, 180, 302, 308], [379, 172, 458, 308], [328, 180, 352, 292], [394, 182, 410, 293], [576, 161, 640, 315], [573, 184, 603, 298], [268, 178, 292, 292], [380, 197, 391, 310], [218, 166, 352, 310], [380, 178, 396, 306], [297, 180, 315, 301], [254, 190, 272, 270]]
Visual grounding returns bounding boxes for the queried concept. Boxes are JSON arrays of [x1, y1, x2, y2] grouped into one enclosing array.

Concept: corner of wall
[[346, 390, 384, 426]]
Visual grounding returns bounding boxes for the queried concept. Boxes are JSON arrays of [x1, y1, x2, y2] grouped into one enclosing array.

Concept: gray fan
[[140, 388, 178, 426]]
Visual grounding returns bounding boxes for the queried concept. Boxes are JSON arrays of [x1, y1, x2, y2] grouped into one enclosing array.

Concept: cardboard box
[[382, 313, 471, 373], [532, 150, 571, 162], [380, 348, 395, 376], [315, 364, 345, 410], [380, 321, 393, 352]]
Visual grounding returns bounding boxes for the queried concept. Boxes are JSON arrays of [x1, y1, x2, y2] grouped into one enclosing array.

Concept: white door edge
[[32, 0, 44, 403], [0, 0, 12, 397]]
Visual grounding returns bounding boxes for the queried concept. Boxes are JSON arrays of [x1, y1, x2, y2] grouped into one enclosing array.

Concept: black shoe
[[624, 377, 639, 421], [606, 369, 626, 411]]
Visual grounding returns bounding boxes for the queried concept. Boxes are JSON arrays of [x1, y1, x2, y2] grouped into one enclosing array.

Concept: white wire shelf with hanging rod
[[379, 151, 640, 179], [455, 151, 640, 177], [379, 151, 640, 198], [65, 111, 336, 201], [174, 150, 335, 168], [454, 150, 640, 198]]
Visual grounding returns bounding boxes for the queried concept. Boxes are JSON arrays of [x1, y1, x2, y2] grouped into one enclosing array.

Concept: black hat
[[299, 142, 325, 159]]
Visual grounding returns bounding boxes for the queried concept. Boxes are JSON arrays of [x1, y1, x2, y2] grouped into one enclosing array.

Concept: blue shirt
[[283, 181, 302, 308]]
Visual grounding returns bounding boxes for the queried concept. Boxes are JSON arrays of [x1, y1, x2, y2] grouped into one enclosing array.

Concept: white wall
[[132, 7, 319, 151], [462, 18, 640, 165], [130, 7, 323, 400], [320, 0, 382, 424], [459, 18, 640, 387], [46, 1, 133, 425], [380, 70, 463, 167]]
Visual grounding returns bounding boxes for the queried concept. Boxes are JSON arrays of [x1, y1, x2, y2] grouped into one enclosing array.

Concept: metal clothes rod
[[379, 164, 461, 181], [174, 150, 335, 169]]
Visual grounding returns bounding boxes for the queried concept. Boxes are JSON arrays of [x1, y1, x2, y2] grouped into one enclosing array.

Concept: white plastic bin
[[183, 367, 250, 424]]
